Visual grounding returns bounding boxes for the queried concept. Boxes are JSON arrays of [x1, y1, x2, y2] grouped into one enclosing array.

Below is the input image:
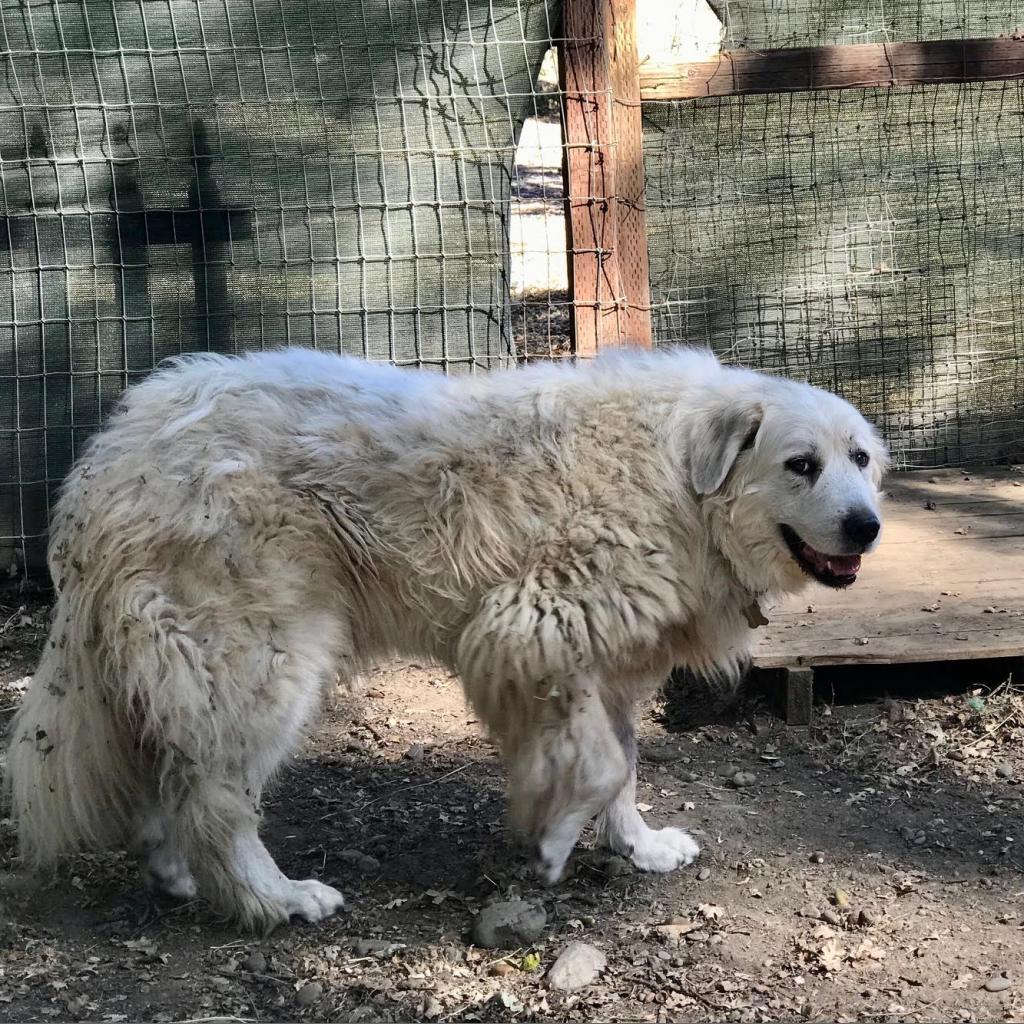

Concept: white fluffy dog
[[5, 347, 887, 931]]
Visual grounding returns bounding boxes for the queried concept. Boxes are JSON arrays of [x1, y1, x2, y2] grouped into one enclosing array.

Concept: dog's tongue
[[801, 543, 861, 577]]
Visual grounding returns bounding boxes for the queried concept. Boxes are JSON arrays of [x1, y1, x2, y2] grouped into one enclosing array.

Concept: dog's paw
[[626, 826, 700, 873], [283, 879, 345, 922], [533, 832, 576, 887], [144, 847, 198, 900]]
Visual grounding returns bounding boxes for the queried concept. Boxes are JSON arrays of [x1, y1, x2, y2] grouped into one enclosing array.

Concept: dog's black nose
[[843, 510, 880, 547]]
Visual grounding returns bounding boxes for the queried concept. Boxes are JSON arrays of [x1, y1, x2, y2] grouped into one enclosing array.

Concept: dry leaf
[[819, 939, 845, 973], [851, 939, 886, 962], [697, 904, 725, 922]]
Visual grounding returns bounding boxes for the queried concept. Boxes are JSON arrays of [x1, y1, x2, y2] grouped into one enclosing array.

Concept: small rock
[[730, 771, 757, 788], [697, 867, 711, 881], [397, 978, 434, 991], [642, 744, 680, 763], [546, 941, 607, 992], [604, 855, 633, 878], [296, 981, 323, 1006], [351, 937, 405, 957], [983, 971, 1012, 993], [996, 765, 1013, 779], [241, 951, 267, 973], [339, 849, 380, 873], [810, 852, 826, 864], [857, 909, 877, 928], [352, 1009, 384, 1023], [472, 900, 547, 949], [654, 918, 699, 942], [488, 961, 515, 977], [820, 908, 842, 926]]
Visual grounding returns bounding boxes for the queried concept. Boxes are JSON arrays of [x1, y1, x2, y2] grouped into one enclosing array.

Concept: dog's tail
[[4, 589, 143, 865]]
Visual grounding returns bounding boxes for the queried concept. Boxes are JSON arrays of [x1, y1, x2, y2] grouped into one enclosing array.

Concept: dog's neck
[[698, 497, 775, 629]]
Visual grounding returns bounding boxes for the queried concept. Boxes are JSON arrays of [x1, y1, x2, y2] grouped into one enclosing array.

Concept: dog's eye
[[852, 449, 870, 469], [785, 456, 816, 477]]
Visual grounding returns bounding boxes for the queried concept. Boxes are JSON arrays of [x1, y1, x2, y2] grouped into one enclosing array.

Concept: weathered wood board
[[754, 467, 1024, 671]]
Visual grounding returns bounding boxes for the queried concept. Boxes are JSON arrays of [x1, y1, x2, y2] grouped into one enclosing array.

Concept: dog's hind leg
[[119, 589, 348, 931], [163, 724, 346, 931], [166, 663, 346, 933], [503, 676, 630, 885], [594, 707, 700, 872]]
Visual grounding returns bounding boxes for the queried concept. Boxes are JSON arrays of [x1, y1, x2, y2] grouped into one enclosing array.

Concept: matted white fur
[[4, 347, 886, 931]]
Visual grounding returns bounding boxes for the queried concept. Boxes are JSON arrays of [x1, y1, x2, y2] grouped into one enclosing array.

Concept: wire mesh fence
[[0, 0, 570, 572], [645, 2, 1024, 469], [3, 0, 1024, 575], [645, 81, 1024, 467]]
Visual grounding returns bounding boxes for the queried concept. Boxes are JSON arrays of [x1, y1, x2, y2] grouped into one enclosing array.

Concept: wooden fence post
[[559, 0, 652, 355]]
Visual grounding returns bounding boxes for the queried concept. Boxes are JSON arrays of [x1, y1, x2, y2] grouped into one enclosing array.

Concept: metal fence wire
[[644, 2, 1024, 470], [0, 0, 567, 572], [3, 0, 1024, 575]]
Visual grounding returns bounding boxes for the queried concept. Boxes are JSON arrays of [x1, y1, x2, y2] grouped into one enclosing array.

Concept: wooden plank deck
[[754, 467, 1024, 670]]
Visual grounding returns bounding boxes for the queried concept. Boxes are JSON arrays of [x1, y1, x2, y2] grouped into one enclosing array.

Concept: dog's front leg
[[503, 675, 630, 885], [594, 707, 700, 872]]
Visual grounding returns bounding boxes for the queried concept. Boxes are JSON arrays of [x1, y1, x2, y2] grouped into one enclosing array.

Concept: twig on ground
[[360, 762, 473, 809]]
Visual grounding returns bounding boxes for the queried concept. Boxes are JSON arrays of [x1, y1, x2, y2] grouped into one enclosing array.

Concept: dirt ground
[[1, 584, 1023, 1023]]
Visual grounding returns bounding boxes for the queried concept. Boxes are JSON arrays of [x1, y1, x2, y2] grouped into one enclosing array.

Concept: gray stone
[[240, 951, 267, 974], [339, 848, 381, 873], [604, 855, 633, 878], [296, 981, 323, 1006], [351, 937, 405, 957], [546, 941, 607, 991], [984, 971, 1012, 993], [471, 900, 547, 949]]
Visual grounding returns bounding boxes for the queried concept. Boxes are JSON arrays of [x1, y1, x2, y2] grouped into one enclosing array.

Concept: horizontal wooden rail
[[639, 36, 1024, 100]]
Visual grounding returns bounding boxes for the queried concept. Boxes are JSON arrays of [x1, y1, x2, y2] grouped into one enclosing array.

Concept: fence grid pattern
[[0, 0, 567, 571], [645, 2, 1024, 468]]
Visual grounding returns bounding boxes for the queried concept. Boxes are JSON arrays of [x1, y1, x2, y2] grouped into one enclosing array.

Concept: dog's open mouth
[[779, 524, 862, 589]]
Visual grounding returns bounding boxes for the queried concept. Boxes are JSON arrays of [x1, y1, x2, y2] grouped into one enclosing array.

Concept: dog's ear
[[689, 401, 763, 495]]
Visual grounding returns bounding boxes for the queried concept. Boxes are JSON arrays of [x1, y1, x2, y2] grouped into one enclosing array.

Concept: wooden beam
[[559, 0, 652, 355], [639, 36, 1024, 101], [783, 667, 814, 727]]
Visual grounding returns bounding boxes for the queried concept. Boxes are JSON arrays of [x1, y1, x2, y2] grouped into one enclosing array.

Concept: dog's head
[[687, 375, 888, 594]]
